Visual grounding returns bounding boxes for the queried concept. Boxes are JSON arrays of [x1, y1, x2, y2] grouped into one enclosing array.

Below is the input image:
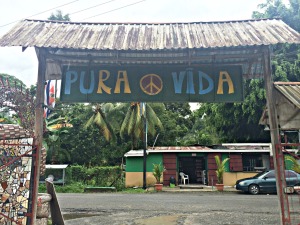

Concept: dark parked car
[[235, 170, 300, 195]]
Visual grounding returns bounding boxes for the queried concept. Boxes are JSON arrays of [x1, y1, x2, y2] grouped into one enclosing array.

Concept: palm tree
[[285, 155, 300, 173], [84, 104, 116, 142], [215, 155, 230, 184], [120, 102, 164, 149]]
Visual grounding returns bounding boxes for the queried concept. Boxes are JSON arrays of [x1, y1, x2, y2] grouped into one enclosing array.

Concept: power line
[[0, 0, 146, 29], [82, 0, 146, 21], [0, 0, 80, 28], [70, 0, 118, 16]]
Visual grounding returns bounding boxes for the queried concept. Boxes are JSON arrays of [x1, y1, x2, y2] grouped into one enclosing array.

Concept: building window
[[242, 154, 264, 171]]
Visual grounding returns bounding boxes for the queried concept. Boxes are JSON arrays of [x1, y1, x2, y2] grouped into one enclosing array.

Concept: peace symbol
[[140, 74, 163, 95]]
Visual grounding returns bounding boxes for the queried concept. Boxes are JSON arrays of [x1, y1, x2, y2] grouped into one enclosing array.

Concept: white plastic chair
[[179, 172, 189, 185]]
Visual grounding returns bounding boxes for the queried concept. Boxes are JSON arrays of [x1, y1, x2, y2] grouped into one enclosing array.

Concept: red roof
[[151, 146, 211, 151]]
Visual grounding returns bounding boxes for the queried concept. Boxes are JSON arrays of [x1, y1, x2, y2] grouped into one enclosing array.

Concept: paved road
[[56, 191, 286, 225]]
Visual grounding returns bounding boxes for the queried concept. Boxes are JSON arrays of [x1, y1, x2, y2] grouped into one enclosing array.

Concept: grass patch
[[39, 182, 85, 193], [120, 187, 155, 193], [39, 183, 155, 194]]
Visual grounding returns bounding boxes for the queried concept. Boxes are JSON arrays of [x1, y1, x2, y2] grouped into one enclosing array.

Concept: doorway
[[178, 156, 206, 184]]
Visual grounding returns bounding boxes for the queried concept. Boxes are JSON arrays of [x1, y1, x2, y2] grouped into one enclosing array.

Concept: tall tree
[[120, 102, 164, 149], [0, 74, 35, 133], [59, 103, 130, 166], [157, 103, 194, 146], [48, 10, 71, 21], [198, 79, 270, 143], [253, 0, 300, 82], [253, 0, 300, 31], [196, 0, 299, 144], [84, 104, 116, 142]]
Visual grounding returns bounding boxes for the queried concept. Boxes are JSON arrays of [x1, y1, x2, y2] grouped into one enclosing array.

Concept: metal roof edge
[[275, 82, 300, 85], [23, 17, 282, 25], [222, 143, 271, 146]]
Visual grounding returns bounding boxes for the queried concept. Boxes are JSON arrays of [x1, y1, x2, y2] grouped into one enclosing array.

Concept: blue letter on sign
[[172, 71, 186, 94], [198, 71, 213, 94], [64, 71, 78, 94], [186, 68, 195, 94], [80, 71, 95, 94]]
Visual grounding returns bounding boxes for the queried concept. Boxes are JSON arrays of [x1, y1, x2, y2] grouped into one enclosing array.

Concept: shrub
[[66, 165, 125, 191]]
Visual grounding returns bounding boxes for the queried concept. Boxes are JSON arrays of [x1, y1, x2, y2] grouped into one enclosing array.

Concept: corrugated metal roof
[[0, 18, 299, 50], [124, 144, 273, 157], [275, 82, 300, 109]]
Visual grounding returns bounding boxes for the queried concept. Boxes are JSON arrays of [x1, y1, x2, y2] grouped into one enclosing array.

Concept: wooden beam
[[32, 47, 47, 225], [263, 46, 290, 225], [46, 181, 65, 225], [44, 51, 263, 63]]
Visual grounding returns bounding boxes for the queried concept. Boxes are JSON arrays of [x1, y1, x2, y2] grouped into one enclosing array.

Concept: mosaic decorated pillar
[[0, 124, 37, 224]]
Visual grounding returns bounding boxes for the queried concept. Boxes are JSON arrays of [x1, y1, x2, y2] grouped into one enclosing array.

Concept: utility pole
[[141, 103, 147, 189]]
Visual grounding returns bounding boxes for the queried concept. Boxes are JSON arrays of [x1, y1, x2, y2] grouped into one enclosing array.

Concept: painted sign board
[[60, 65, 243, 102]]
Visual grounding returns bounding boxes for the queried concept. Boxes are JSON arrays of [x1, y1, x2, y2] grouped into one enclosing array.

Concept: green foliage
[[43, 101, 194, 166], [152, 163, 166, 184], [68, 165, 87, 182], [43, 113, 72, 164], [38, 182, 85, 193], [39, 165, 125, 192], [54, 182, 85, 193], [0, 73, 26, 88], [285, 155, 300, 173], [38, 184, 47, 193], [84, 104, 116, 142], [252, 0, 300, 82], [198, 79, 270, 143], [215, 156, 229, 184], [252, 0, 300, 32], [0, 73, 35, 131], [196, 1, 300, 145], [121, 188, 153, 193], [48, 10, 70, 21], [66, 165, 125, 190], [158, 103, 194, 146], [120, 103, 164, 149]]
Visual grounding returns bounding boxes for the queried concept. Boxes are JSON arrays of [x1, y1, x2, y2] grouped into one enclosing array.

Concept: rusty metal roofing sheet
[[152, 146, 211, 150], [124, 144, 272, 157], [275, 82, 300, 109], [0, 18, 299, 50]]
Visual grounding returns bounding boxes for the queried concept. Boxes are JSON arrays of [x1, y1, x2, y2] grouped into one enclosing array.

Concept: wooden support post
[[263, 46, 290, 225], [32, 47, 47, 225]]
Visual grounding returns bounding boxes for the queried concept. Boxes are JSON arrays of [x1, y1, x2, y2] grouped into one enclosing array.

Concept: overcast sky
[[0, 0, 286, 87]]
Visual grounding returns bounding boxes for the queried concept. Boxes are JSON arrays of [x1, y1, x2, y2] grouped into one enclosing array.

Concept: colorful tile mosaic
[[0, 138, 35, 225]]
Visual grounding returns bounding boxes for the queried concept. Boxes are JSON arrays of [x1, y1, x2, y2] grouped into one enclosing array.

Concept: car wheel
[[248, 184, 259, 195]]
